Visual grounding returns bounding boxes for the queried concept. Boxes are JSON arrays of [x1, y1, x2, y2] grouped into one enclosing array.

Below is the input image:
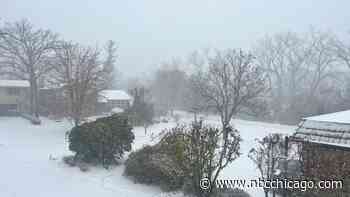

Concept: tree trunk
[[33, 79, 39, 118], [29, 79, 35, 116], [264, 190, 269, 197]]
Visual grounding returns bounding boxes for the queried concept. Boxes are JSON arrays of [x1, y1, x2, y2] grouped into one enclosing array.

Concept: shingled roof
[[293, 110, 350, 148]]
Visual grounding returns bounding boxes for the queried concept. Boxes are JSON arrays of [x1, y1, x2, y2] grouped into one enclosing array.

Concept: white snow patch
[[111, 107, 124, 114], [0, 80, 30, 87], [98, 90, 132, 103]]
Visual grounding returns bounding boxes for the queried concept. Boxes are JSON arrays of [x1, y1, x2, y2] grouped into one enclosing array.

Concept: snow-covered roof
[[111, 107, 124, 114], [98, 90, 132, 103], [294, 110, 350, 149], [304, 110, 350, 124], [0, 80, 30, 88], [40, 83, 65, 90]]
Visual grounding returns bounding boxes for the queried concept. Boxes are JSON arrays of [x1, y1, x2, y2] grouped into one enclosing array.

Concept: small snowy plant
[[248, 133, 286, 197]]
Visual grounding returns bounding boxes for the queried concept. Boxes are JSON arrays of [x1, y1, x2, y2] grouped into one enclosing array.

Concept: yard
[[0, 114, 295, 197]]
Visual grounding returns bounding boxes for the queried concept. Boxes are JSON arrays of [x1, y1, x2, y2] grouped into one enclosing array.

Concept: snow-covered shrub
[[68, 113, 134, 168], [62, 155, 76, 167], [62, 155, 90, 172], [165, 122, 241, 197], [124, 145, 185, 191], [125, 123, 241, 196]]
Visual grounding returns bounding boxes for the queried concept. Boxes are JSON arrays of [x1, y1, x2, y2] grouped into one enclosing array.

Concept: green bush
[[68, 114, 134, 168], [124, 123, 241, 195], [124, 138, 186, 191]]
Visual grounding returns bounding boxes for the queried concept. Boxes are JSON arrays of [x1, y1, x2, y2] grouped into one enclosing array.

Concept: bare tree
[[0, 19, 59, 118], [191, 48, 268, 194], [192, 49, 268, 129], [52, 42, 107, 126], [103, 40, 118, 88], [332, 33, 350, 69], [151, 61, 188, 115], [255, 30, 337, 123]]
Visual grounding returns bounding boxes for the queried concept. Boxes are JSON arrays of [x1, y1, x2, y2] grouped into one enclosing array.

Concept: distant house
[[0, 80, 30, 115], [97, 90, 132, 114], [292, 110, 350, 192]]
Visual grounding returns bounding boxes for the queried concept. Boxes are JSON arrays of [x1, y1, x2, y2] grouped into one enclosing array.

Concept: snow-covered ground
[[0, 114, 295, 197]]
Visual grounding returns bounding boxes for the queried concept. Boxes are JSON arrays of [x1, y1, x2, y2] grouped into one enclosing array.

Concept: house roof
[[294, 110, 350, 148], [111, 107, 124, 114], [98, 90, 132, 103], [0, 80, 30, 88], [303, 110, 350, 124], [40, 83, 65, 90]]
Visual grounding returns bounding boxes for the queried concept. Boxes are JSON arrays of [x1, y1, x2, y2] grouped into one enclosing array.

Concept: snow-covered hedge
[[67, 113, 134, 168], [124, 144, 185, 191]]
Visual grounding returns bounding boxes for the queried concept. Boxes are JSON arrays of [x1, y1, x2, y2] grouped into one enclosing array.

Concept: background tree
[[103, 40, 118, 88], [52, 41, 107, 125], [332, 33, 350, 69], [191, 48, 268, 131], [151, 60, 188, 116], [0, 19, 59, 118], [185, 50, 209, 119], [127, 87, 154, 133], [255, 30, 337, 123]]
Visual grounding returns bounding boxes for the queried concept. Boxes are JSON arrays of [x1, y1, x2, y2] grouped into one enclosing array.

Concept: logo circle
[[200, 178, 211, 190]]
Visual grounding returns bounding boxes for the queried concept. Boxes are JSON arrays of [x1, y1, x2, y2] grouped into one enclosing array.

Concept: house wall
[[96, 99, 130, 115], [0, 87, 19, 105], [0, 86, 29, 114], [108, 99, 130, 109], [301, 142, 350, 194]]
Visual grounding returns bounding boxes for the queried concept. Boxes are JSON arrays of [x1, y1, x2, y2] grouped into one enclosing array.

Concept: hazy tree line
[[0, 19, 117, 125], [2, 18, 350, 125], [146, 30, 350, 124]]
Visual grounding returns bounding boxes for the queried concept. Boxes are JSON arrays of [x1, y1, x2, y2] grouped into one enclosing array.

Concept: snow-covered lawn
[[0, 115, 295, 197]]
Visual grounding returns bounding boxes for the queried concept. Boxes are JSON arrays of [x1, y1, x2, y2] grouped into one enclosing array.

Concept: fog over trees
[[146, 30, 350, 124], [1, 19, 350, 125]]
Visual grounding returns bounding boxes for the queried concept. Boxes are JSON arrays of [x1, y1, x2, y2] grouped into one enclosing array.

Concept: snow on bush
[[124, 144, 185, 191], [67, 113, 134, 168]]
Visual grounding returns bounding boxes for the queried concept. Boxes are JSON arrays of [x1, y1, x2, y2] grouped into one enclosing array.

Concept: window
[[7, 88, 20, 96]]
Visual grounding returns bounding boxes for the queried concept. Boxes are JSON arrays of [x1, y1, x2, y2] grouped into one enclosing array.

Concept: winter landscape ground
[[0, 112, 295, 197]]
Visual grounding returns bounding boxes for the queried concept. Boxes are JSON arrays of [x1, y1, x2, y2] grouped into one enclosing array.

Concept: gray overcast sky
[[2, 0, 350, 77]]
